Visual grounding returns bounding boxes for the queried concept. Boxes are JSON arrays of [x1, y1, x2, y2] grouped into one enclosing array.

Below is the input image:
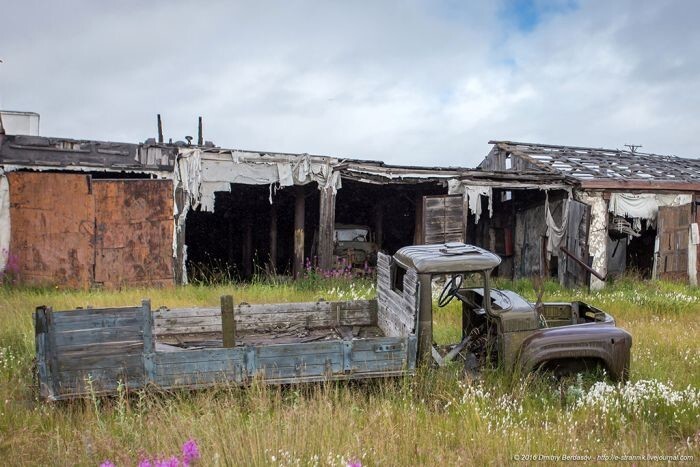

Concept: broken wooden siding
[[514, 203, 547, 279], [8, 172, 96, 288], [657, 204, 692, 282], [562, 200, 591, 288], [422, 195, 464, 244], [93, 179, 174, 288]]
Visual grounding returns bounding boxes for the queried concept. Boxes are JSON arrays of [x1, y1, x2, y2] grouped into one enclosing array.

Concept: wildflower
[[182, 439, 200, 465], [138, 460, 152, 467], [154, 457, 179, 467], [347, 459, 362, 467], [100, 462, 115, 467]]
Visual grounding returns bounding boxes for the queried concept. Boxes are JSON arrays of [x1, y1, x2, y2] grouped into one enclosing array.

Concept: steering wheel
[[353, 235, 365, 241], [438, 275, 463, 307]]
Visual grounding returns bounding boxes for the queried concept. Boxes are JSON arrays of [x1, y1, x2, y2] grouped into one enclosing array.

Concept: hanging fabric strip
[[545, 191, 569, 260]]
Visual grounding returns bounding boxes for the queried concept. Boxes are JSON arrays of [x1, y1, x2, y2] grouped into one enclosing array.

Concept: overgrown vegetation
[[1, 276, 698, 465]]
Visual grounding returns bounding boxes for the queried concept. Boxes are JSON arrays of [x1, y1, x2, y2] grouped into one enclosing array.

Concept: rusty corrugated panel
[[8, 172, 95, 288], [93, 179, 174, 288]]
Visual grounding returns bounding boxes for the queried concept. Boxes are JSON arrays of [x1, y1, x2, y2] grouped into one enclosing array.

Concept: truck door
[[421, 194, 465, 244]]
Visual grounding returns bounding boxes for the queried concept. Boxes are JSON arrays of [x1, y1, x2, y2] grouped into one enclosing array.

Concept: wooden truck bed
[[34, 298, 418, 401]]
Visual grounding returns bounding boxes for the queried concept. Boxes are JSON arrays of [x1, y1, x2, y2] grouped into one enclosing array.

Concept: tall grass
[[0, 277, 698, 465]]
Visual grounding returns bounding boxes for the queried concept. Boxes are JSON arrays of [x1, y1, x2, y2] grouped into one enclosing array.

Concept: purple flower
[[100, 462, 115, 467], [347, 460, 362, 467], [138, 459, 153, 467], [182, 439, 200, 464], [154, 457, 179, 467]]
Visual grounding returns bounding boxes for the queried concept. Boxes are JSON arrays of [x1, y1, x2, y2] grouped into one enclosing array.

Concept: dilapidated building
[[478, 141, 700, 289], [2, 130, 698, 290]]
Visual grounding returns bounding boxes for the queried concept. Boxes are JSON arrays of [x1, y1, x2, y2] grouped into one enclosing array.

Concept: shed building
[[478, 141, 700, 289]]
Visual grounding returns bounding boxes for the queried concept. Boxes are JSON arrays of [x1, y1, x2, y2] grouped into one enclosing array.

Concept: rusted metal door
[[8, 172, 95, 288], [422, 195, 464, 244], [656, 204, 691, 282], [563, 200, 591, 288], [93, 179, 174, 288]]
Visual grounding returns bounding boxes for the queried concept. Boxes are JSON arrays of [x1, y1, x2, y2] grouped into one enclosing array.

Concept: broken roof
[[0, 135, 177, 172], [484, 140, 700, 190]]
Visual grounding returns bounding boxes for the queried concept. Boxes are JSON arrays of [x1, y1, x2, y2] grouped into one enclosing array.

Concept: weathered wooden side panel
[[153, 300, 377, 337], [376, 253, 419, 337], [657, 204, 691, 282], [514, 203, 547, 279], [8, 172, 95, 288], [422, 195, 464, 245], [41, 304, 149, 398], [93, 180, 174, 288]]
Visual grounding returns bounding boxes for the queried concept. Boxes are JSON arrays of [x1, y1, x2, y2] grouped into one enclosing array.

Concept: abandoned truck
[[333, 223, 379, 267], [34, 243, 631, 400]]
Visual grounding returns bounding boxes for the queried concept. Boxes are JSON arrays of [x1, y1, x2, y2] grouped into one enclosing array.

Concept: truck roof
[[393, 243, 501, 274]]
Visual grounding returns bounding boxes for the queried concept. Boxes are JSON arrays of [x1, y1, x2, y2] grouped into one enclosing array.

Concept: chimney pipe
[[157, 114, 163, 143], [197, 116, 203, 146]]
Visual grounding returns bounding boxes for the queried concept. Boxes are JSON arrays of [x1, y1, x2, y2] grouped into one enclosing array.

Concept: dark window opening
[[392, 264, 406, 293]]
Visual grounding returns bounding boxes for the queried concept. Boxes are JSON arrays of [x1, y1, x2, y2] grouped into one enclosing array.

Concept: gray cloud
[[1, 0, 699, 166]]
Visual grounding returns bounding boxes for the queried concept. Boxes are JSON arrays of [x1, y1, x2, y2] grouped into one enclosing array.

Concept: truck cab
[[390, 242, 632, 380]]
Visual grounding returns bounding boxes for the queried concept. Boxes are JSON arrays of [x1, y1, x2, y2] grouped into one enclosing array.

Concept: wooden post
[[374, 202, 384, 251], [318, 185, 336, 270], [141, 299, 155, 384], [417, 273, 433, 362], [242, 217, 253, 278], [269, 202, 278, 273], [221, 295, 236, 348], [34, 306, 53, 400], [414, 196, 424, 245], [293, 185, 305, 278]]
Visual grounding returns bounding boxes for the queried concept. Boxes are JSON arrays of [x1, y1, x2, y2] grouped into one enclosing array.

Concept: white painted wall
[[0, 111, 40, 135]]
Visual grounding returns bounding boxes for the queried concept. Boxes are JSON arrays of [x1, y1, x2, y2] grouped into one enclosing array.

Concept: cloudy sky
[[1, 0, 699, 166]]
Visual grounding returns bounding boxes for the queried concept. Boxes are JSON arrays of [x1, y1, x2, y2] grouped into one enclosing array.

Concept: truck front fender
[[517, 324, 632, 381]]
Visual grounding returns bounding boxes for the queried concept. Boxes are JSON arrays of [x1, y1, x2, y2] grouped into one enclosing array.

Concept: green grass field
[[0, 277, 698, 466]]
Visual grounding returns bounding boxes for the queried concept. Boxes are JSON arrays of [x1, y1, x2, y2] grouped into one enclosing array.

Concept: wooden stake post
[[221, 295, 236, 348]]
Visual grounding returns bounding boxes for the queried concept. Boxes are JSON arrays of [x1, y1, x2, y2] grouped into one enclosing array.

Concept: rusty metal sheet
[[657, 204, 691, 282], [93, 179, 174, 288], [8, 172, 95, 288]]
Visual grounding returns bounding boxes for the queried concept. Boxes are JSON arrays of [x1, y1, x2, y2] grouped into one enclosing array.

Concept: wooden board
[[8, 172, 95, 288], [376, 252, 419, 337], [422, 195, 465, 245], [563, 200, 591, 288], [657, 204, 691, 282], [153, 300, 377, 337], [93, 179, 174, 288]]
